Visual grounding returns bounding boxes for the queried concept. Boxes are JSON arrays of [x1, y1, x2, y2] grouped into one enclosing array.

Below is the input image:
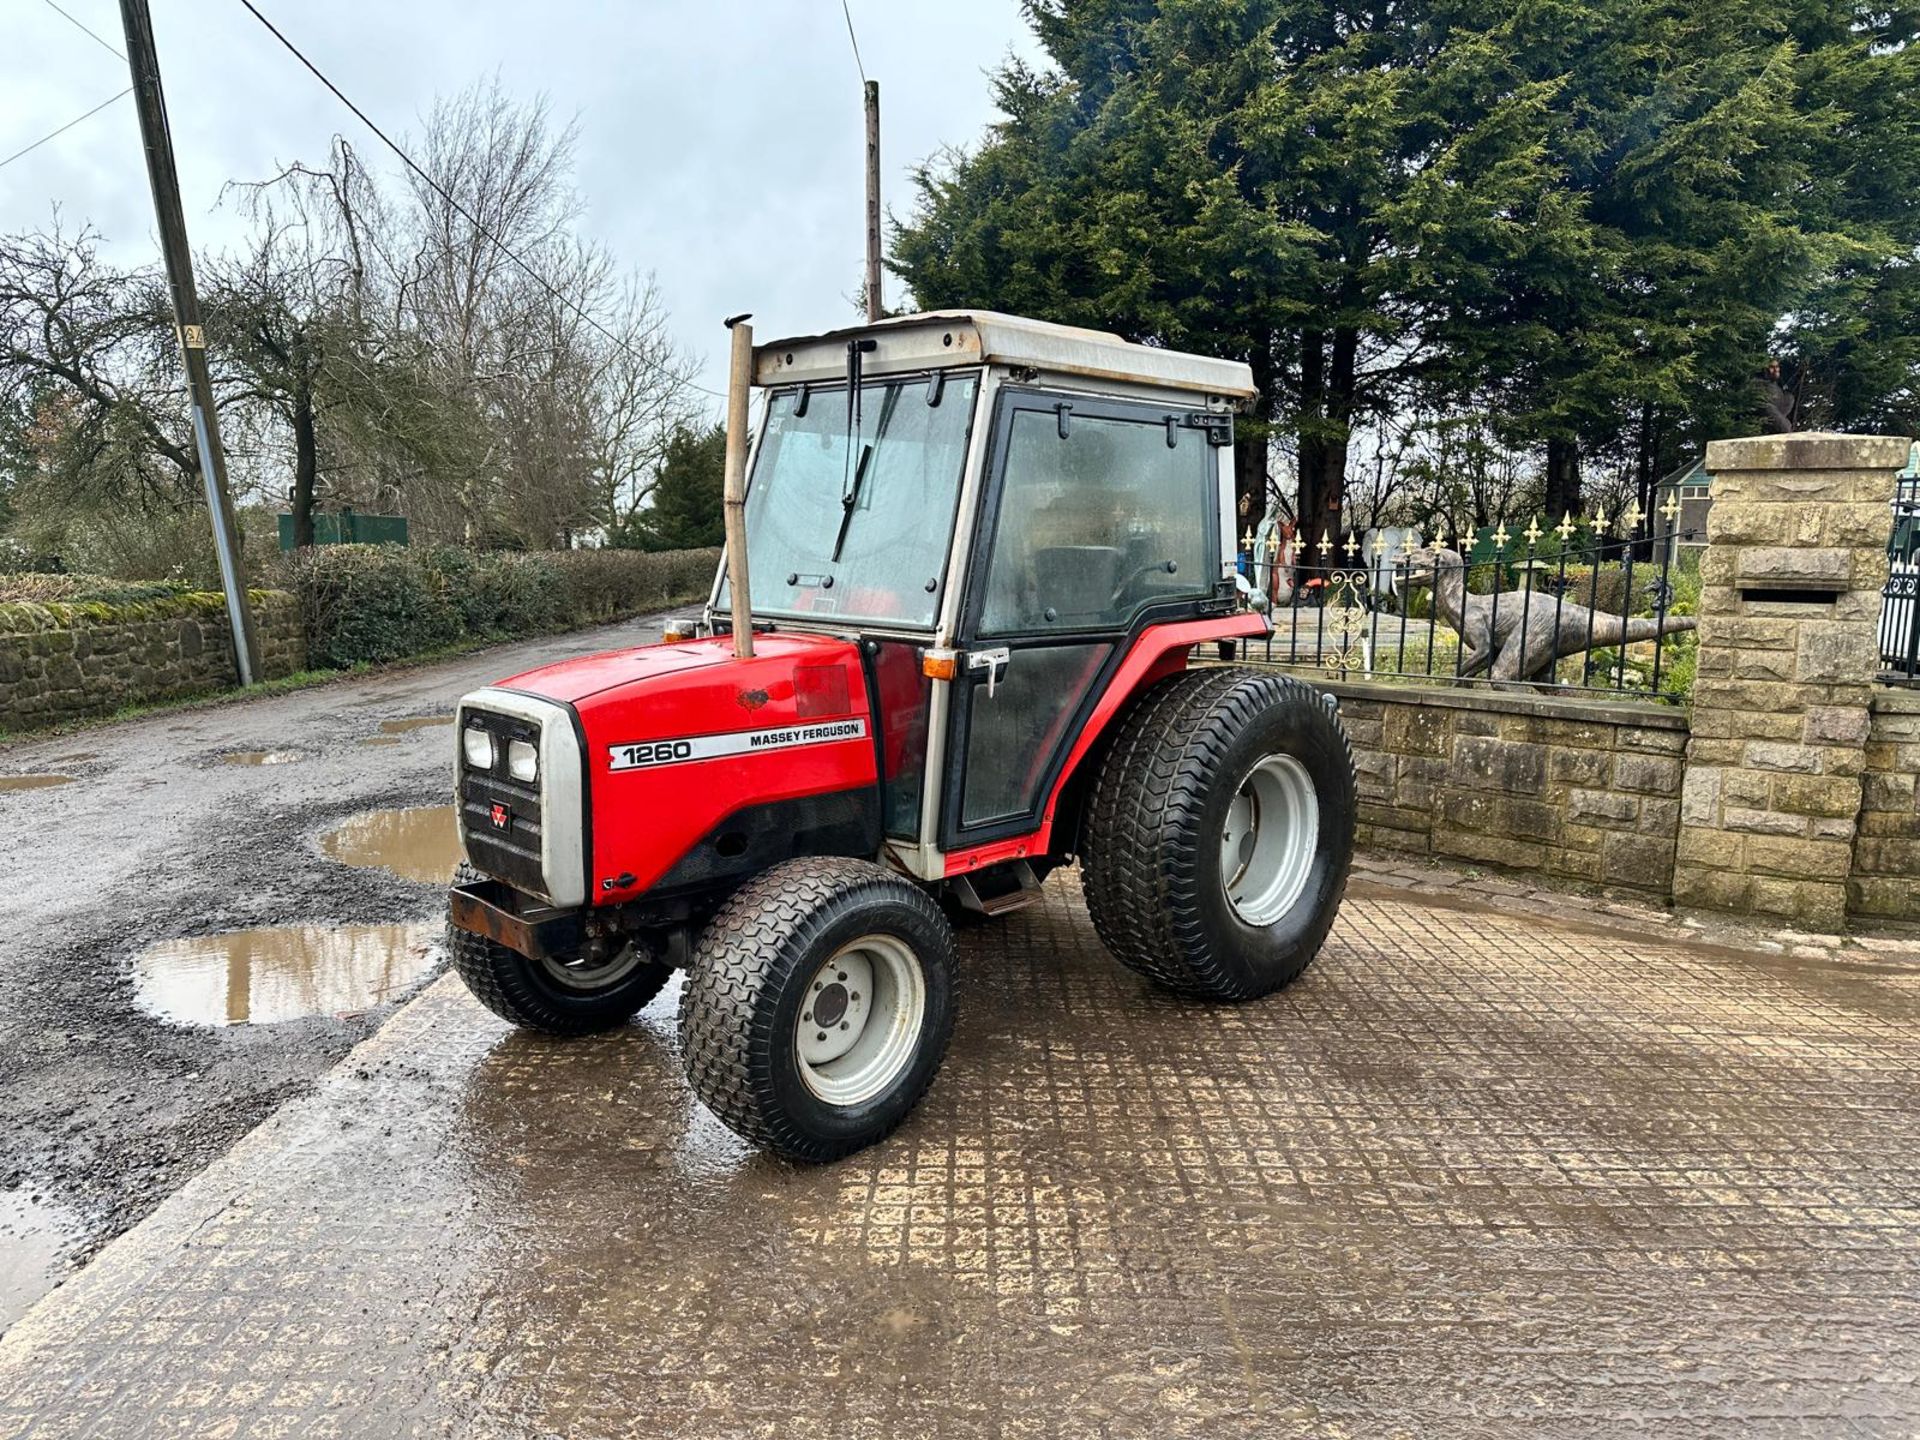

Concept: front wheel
[[448, 863, 672, 1035], [679, 857, 955, 1162], [1081, 669, 1356, 1000]]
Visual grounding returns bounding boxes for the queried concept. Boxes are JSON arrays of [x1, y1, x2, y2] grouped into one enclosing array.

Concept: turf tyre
[[448, 863, 671, 1035], [1080, 669, 1355, 1000], [679, 856, 956, 1162]]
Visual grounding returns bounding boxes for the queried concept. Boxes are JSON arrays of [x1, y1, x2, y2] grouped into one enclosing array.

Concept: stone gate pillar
[[1673, 432, 1909, 930]]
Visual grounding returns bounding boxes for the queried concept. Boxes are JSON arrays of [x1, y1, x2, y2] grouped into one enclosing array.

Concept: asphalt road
[[0, 612, 668, 1328]]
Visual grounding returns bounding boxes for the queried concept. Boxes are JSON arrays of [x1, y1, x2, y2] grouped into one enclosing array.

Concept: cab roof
[[754, 310, 1257, 402]]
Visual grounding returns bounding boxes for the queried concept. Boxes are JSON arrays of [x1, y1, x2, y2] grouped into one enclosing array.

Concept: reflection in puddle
[[134, 923, 439, 1026], [0, 775, 74, 793], [223, 750, 302, 767], [378, 716, 451, 735], [321, 806, 463, 884], [0, 1188, 78, 1334], [359, 736, 402, 747]]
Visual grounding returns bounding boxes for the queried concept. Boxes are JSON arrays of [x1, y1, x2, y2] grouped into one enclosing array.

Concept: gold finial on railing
[[1399, 530, 1417, 557], [1370, 531, 1388, 557], [1242, 527, 1255, 550], [1620, 501, 1643, 535], [1264, 531, 1280, 555], [1492, 522, 1510, 550], [1523, 516, 1543, 547], [1433, 518, 1450, 548], [1317, 531, 1334, 558], [1587, 509, 1606, 532], [1344, 533, 1360, 559], [1556, 511, 1576, 542], [1661, 492, 1681, 524]]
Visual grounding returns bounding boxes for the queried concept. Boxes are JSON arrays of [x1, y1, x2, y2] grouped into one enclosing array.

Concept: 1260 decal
[[608, 717, 867, 771]]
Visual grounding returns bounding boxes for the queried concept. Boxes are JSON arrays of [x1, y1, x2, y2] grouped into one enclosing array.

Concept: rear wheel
[[679, 857, 955, 1162], [448, 863, 671, 1035], [1081, 669, 1355, 1000]]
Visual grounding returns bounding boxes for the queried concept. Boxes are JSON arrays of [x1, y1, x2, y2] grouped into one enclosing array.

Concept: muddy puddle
[[133, 923, 439, 1026], [321, 806, 463, 885], [223, 750, 302, 767], [0, 775, 74, 793], [0, 1189, 78, 1334]]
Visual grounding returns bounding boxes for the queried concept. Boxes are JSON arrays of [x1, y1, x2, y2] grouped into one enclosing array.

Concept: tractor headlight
[[462, 726, 496, 771], [506, 738, 539, 784]]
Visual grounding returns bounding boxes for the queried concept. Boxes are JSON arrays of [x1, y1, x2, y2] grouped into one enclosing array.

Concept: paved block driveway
[[1, 879, 1916, 1438]]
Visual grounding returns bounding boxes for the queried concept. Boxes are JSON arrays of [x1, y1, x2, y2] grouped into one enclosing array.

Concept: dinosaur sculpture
[[1404, 546, 1697, 684]]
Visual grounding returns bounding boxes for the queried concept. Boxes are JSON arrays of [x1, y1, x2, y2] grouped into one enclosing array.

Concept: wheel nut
[[803, 1012, 812, 1023], [813, 982, 822, 992], [849, 991, 859, 1002], [837, 971, 847, 981], [840, 1021, 849, 1030], [816, 1031, 827, 1042]]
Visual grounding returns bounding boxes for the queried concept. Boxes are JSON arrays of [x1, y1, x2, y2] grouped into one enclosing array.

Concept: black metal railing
[[1245, 513, 1704, 702], [1887, 479, 1919, 684], [1883, 568, 1919, 683]]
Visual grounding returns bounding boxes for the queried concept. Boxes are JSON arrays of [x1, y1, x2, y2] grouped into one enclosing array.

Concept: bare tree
[[3, 78, 701, 570], [0, 217, 190, 507]]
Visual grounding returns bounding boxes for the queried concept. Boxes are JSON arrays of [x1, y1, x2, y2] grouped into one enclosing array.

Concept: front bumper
[[448, 878, 583, 962]]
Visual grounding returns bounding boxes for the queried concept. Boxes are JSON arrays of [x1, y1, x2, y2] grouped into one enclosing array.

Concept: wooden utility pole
[[863, 79, 882, 323], [119, 0, 260, 686]]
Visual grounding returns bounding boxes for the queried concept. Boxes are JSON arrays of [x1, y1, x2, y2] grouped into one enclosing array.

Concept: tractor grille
[[458, 708, 548, 898]]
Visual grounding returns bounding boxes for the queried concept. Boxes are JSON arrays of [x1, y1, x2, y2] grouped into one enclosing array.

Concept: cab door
[[940, 388, 1228, 849]]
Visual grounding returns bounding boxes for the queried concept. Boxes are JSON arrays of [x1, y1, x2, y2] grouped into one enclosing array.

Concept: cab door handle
[[968, 647, 1011, 699]]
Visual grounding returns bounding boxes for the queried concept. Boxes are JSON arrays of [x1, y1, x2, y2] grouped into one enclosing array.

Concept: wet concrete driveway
[[1, 881, 1916, 1437]]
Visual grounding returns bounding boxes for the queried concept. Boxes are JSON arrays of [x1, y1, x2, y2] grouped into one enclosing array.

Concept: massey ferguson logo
[[609, 717, 868, 772], [489, 801, 512, 831]]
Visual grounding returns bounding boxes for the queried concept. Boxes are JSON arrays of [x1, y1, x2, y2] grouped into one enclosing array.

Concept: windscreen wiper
[[832, 442, 873, 563], [832, 367, 900, 564]]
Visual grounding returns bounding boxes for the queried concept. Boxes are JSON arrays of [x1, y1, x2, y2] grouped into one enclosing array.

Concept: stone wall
[[0, 591, 304, 730], [1325, 680, 1690, 899], [1852, 688, 1920, 923]]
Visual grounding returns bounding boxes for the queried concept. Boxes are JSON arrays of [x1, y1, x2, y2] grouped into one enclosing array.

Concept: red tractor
[[447, 312, 1355, 1160]]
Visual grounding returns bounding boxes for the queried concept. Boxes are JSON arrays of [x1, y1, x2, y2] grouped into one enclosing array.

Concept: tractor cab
[[448, 312, 1354, 1162], [720, 312, 1261, 883]]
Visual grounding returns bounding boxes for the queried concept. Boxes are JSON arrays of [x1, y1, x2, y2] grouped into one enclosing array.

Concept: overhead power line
[[0, 86, 132, 172], [234, 0, 727, 400], [39, 0, 126, 61], [840, 0, 869, 84]]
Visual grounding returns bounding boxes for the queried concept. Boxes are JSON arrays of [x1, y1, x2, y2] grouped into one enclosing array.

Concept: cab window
[[975, 396, 1217, 636]]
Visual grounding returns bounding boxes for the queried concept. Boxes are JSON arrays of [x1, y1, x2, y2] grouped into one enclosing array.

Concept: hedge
[[273, 545, 719, 669]]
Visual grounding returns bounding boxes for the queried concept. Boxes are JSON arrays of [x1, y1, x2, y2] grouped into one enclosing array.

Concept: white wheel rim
[[795, 934, 926, 1107], [540, 941, 647, 992], [1221, 753, 1319, 927]]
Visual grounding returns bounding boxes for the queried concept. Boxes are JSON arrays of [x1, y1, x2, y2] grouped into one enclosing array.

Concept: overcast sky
[[2, 0, 1043, 405]]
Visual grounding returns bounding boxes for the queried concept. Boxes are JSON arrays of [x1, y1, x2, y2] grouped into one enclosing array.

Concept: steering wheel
[[1109, 559, 1180, 610]]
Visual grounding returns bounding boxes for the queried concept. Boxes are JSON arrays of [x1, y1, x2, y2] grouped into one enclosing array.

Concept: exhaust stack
[[721, 314, 755, 659]]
